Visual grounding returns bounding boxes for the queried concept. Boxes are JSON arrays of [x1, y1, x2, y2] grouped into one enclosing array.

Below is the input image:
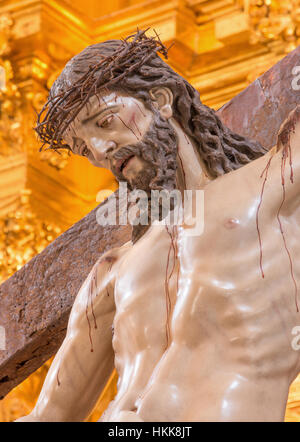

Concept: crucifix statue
[[10, 30, 300, 421]]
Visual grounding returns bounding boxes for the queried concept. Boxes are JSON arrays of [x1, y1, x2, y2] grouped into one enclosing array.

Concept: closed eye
[[96, 114, 115, 129]]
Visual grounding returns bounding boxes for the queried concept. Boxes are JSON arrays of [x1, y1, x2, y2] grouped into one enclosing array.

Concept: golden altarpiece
[[0, 0, 299, 421]]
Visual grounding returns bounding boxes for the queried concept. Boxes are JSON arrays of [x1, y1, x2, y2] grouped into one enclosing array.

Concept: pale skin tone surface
[[17, 90, 300, 422]]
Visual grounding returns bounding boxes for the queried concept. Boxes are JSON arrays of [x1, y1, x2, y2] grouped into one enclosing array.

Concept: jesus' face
[[63, 91, 178, 194]]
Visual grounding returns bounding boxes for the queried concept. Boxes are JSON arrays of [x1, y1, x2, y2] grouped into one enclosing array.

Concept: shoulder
[[81, 240, 133, 297], [71, 241, 132, 315], [95, 240, 132, 274]]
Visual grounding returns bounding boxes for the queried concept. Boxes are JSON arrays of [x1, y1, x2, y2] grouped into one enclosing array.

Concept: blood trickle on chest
[[113, 226, 180, 358]]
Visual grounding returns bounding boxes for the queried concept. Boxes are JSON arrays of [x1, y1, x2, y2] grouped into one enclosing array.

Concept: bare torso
[[101, 145, 300, 422], [21, 112, 300, 424]]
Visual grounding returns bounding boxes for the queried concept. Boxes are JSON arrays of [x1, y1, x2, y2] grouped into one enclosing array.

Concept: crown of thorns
[[35, 29, 170, 153]]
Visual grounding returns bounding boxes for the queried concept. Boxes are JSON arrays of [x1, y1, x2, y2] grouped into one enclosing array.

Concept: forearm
[[16, 254, 118, 422], [32, 315, 114, 421]]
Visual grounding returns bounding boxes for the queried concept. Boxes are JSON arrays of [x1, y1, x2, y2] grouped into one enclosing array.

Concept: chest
[[113, 225, 180, 351], [112, 186, 300, 351]]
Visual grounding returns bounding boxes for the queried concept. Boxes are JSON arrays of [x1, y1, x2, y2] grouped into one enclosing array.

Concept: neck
[[170, 118, 212, 194], [131, 119, 212, 244]]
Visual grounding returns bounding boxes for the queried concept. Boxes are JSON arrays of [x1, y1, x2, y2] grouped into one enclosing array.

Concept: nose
[[89, 139, 117, 162]]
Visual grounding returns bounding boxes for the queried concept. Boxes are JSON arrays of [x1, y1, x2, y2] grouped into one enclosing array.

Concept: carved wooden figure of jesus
[[17, 31, 300, 422]]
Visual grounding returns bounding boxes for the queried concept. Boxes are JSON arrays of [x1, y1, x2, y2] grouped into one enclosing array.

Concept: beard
[[110, 110, 178, 243], [111, 110, 178, 193]]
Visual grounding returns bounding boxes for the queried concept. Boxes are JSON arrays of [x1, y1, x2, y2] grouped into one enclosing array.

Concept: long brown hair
[[35, 29, 267, 178]]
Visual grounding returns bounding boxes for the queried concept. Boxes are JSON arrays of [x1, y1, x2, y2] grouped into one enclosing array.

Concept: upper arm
[[267, 106, 300, 216], [67, 250, 117, 336]]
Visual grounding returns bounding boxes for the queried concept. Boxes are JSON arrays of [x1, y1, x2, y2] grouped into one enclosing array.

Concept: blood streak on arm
[[255, 112, 299, 311], [85, 254, 118, 353]]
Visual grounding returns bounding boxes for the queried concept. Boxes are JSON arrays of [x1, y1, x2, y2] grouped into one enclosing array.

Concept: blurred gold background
[[0, 0, 299, 422]]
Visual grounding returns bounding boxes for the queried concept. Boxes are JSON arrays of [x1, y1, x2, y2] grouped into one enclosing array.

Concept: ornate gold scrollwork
[[248, 0, 300, 53]]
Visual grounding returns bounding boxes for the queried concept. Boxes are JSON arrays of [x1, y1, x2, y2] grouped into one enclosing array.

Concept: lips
[[115, 155, 135, 174]]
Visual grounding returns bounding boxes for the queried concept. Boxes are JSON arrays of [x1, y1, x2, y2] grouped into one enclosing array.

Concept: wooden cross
[[1, 45, 300, 399]]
